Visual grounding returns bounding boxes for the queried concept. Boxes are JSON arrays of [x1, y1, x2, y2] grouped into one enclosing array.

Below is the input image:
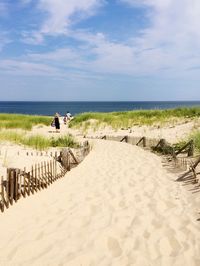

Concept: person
[[54, 113, 60, 132], [66, 111, 73, 121]]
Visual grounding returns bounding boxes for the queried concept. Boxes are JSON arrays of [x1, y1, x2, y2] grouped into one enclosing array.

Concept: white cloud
[[117, 0, 200, 75], [37, 0, 104, 35], [0, 59, 62, 76], [121, 0, 200, 46], [22, 0, 105, 44], [28, 48, 79, 61]]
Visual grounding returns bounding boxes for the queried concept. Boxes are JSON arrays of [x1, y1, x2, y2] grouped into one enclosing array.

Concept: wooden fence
[[88, 134, 200, 182], [0, 157, 64, 213], [176, 155, 200, 183], [0, 142, 90, 213], [93, 134, 194, 157]]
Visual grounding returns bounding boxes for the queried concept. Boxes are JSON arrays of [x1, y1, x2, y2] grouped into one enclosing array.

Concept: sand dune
[[0, 140, 200, 266]]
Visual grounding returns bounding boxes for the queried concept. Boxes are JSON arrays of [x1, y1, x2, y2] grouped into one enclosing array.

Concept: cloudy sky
[[0, 0, 200, 101]]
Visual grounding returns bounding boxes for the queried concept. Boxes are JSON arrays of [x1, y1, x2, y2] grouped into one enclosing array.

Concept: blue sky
[[0, 0, 200, 101]]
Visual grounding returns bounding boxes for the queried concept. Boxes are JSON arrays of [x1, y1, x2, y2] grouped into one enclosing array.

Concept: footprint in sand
[[107, 237, 122, 257]]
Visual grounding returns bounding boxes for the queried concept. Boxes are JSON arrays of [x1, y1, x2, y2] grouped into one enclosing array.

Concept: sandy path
[[0, 140, 200, 266]]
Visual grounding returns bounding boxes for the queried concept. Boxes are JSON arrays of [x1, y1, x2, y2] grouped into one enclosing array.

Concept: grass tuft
[[190, 131, 200, 152], [0, 113, 52, 130], [0, 130, 78, 150], [50, 135, 79, 148]]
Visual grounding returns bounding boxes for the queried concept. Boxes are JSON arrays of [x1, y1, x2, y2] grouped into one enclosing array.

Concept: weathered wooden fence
[[176, 155, 200, 183], [0, 142, 90, 213], [87, 134, 199, 182], [91, 134, 194, 157], [0, 156, 65, 213]]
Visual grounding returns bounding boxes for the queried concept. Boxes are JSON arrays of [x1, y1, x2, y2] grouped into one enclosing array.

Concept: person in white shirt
[[63, 111, 73, 124]]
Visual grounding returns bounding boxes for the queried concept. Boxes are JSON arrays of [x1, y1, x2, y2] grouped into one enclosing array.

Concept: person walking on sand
[[66, 111, 73, 121], [54, 113, 60, 133]]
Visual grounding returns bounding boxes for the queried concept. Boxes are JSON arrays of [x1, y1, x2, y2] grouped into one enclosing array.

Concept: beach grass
[[0, 130, 78, 150], [50, 135, 79, 148], [0, 113, 52, 130], [190, 131, 200, 152], [69, 107, 200, 130]]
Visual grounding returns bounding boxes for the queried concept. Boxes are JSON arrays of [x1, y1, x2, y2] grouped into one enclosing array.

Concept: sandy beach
[[0, 133, 200, 265]]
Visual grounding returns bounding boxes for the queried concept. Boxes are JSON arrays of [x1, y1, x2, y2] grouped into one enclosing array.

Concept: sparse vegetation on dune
[[69, 107, 200, 130], [0, 113, 52, 130], [174, 130, 200, 153], [190, 131, 200, 152], [0, 130, 78, 150]]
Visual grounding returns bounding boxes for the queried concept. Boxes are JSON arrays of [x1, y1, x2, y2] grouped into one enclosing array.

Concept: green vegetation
[[50, 135, 79, 148], [69, 107, 200, 130], [0, 131, 78, 150], [0, 113, 52, 130], [173, 130, 200, 153], [190, 131, 200, 152], [23, 135, 51, 150]]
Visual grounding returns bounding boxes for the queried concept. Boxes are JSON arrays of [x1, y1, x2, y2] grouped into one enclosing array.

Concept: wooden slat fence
[[0, 143, 90, 213], [0, 158, 62, 212]]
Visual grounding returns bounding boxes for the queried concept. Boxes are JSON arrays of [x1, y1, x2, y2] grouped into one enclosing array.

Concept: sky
[[0, 0, 200, 101]]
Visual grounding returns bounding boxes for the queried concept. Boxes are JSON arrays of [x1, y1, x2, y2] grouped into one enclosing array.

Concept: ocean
[[0, 101, 200, 116]]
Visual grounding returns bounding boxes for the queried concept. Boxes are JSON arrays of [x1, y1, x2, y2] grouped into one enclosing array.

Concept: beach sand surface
[[0, 140, 200, 266]]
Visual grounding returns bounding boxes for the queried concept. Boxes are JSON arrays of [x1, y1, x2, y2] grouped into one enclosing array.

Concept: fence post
[[27, 172, 30, 196], [41, 162, 44, 188], [171, 147, 176, 159], [47, 162, 50, 184], [34, 164, 38, 191], [53, 159, 55, 180], [44, 161, 47, 187], [31, 166, 36, 193], [67, 150, 71, 171], [1, 176, 5, 212], [143, 137, 146, 147], [160, 139, 166, 148], [55, 159, 57, 179], [22, 170, 26, 198], [19, 171, 22, 199], [188, 140, 194, 157], [14, 169, 19, 202], [38, 163, 41, 190], [9, 170, 14, 205]]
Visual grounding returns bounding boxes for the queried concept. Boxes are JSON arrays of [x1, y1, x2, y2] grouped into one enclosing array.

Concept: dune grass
[[69, 107, 200, 131], [190, 131, 200, 152], [0, 113, 52, 130], [50, 135, 79, 148], [0, 131, 79, 150]]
